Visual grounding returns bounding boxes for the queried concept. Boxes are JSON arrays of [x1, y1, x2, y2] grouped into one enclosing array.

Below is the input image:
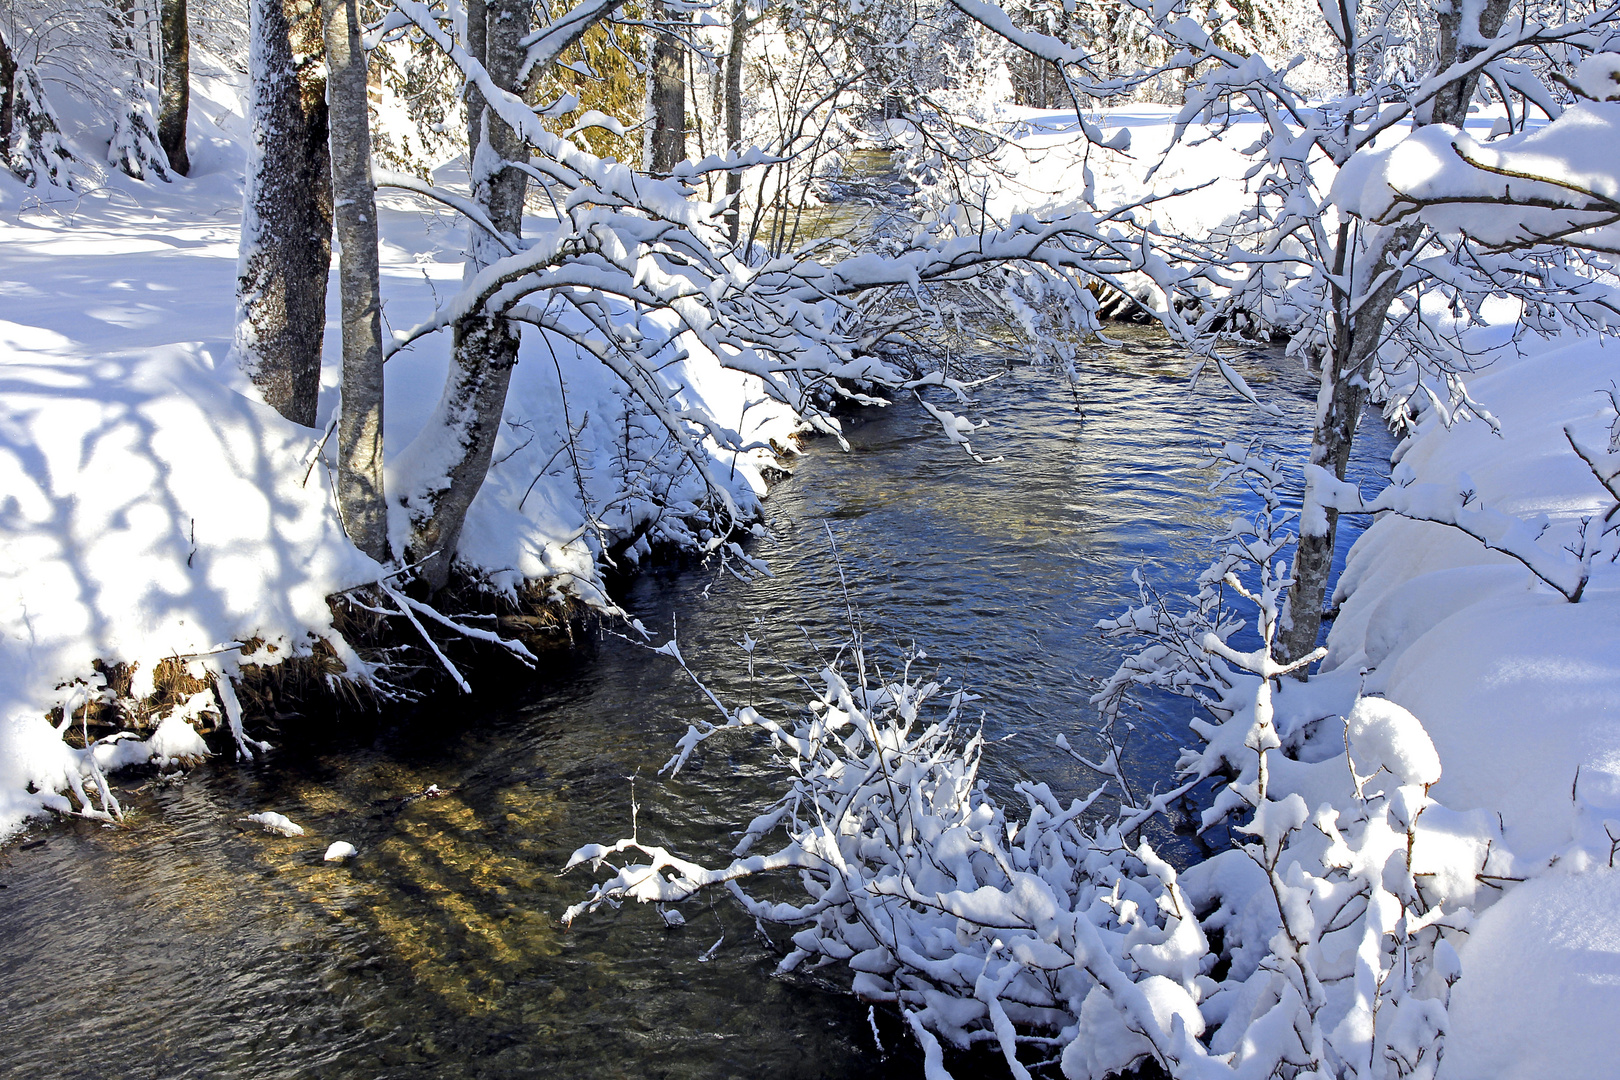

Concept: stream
[[0, 325, 1395, 1080]]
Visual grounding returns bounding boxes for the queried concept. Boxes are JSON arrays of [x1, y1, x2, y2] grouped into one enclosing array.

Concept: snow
[[1441, 868, 1620, 1080], [2, 27, 1619, 1077], [1577, 53, 1620, 101], [1325, 340, 1620, 858], [0, 49, 800, 839], [324, 840, 357, 861], [241, 812, 304, 836], [1314, 334, 1620, 1067], [1345, 697, 1442, 788], [1331, 97, 1620, 250], [146, 710, 212, 767]]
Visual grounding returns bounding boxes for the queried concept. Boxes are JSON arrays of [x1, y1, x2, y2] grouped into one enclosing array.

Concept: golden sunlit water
[[0, 322, 1394, 1079]]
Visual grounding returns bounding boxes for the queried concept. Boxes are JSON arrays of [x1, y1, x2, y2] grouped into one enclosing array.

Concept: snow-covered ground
[[0, 54, 798, 839], [3, 51, 1619, 1072], [1323, 334, 1620, 1078]]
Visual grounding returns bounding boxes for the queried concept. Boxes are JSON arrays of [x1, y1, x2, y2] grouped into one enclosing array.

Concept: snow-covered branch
[[1307, 462, 1593, 600]]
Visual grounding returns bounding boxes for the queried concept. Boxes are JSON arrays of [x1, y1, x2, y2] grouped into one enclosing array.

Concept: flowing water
[[0, 328, 1394, 1080], [0, 147, 1395, 1076]]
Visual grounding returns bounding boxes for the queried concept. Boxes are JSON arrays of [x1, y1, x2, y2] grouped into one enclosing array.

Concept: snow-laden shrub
[[564, 640, 1215, 1076], [107, 81, 171, 183], [566, 443, 1505, 1078], [1084, 441, 1505, 1078], [9, 64, 77, 189]]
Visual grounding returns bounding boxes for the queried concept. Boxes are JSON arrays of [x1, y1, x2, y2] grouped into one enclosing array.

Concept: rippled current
[[0, 329, 1393, 1080]]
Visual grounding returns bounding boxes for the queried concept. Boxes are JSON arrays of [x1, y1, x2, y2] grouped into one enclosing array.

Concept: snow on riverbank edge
[[0, 55, 802, 842], [1321, 335, 1620, 1077], [910, 106, 1620, 1073]]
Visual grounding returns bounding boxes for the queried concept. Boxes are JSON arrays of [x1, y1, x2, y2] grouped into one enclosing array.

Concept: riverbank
[[0, 54, 801, 841], [887, 104, 1620, 1074], [1320, 331, 1620, 1078]]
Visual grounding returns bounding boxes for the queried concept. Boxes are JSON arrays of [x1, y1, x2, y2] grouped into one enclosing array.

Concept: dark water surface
[[0, 330, 1393, 1080]]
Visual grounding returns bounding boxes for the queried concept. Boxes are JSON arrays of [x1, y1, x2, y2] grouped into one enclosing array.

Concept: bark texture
[[1274, 0, 1518, 670], [0, 28, 15, 163], [322, 0, 387, 560], [234, 0, 332, 428], [403, 0, 529, 591], [159, 0, 191, 175], [110, 0, 140, 76], [649, 0, 686, 175], [723, 0, 746, 243]]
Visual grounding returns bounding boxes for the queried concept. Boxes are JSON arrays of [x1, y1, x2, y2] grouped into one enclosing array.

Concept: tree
[[1259, 0, 1525, 666], [158, 0, 190, 175], [323, 0, 387, 561], [0, 26, 17, 162], [9, 60, 75, 187], [394, 0, 531, 589], [648, 0, 687, 174], [100, 0, 172, 182], [721, 0, 754, 243], [943, 0, 1618, 671], [371, 0, 1171, 593], [233, 0, 331, 428]]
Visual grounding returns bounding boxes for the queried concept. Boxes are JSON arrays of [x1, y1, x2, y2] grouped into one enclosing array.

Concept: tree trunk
[[0, 27, 15, 163], [158, 0, 190, 175], [109, 0, 135, 64], [723, 0, 746, 243], [401, 0, 529, 591], [1274, 0, 1517, 672], [110, 0, 145, 80], [1425, 0, 1514, 128], [649, 0, 685, 175], [322, 0, 387, 561], [1275, 221, 1417, 667], [233, 0, 332, 428]]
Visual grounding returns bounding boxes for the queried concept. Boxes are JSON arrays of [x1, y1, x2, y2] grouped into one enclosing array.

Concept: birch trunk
[[1274, 0, 1516, 671], [1275, 222, 1416, 667], [234, 0, 332, 428], [401, 0, 528, 591], [322, 0, 387, 561], [158, 0, 190, 175]]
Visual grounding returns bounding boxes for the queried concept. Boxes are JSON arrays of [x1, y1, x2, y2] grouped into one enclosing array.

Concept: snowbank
[[1440, 867, 1620, 1080], [0, 54, 800, 840], [1331, 98, 1620, 250], [1319, 336, 1620, 1074]]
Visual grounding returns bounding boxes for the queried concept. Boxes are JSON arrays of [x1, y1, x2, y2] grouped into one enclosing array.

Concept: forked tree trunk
[[649, 0, 685, 174], [401, 0, 529, 591], [322, 0, 387, 561], [1274, 0, 1516, 671], [158, 0, 190, 175], [233, 0, 332, 428]]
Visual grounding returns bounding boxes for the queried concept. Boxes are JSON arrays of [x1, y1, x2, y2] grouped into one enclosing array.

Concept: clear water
[[0, 330, 1393, 1079]]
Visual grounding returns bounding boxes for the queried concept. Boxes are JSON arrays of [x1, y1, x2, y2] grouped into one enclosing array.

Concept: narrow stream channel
[[0, 328, 1394, 1080]]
